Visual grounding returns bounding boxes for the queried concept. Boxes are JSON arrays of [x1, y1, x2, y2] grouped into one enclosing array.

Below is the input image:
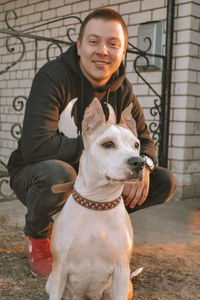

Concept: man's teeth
[[95, 61, 108, 65]]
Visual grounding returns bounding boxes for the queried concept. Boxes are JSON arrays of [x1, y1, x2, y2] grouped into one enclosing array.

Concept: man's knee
[[12, 159, 77, 206], [150, 167, 177, 204], [36, 160, 77, 189], [28, 160, 77, 210]]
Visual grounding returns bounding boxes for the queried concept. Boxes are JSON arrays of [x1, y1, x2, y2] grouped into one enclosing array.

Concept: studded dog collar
[[72, 189, 121, 211]]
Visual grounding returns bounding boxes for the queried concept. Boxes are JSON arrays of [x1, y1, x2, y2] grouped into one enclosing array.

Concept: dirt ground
[[0, 220, 200, 300]]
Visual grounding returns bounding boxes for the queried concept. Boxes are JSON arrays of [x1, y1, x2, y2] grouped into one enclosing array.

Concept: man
[[7, 8, 176, 276]]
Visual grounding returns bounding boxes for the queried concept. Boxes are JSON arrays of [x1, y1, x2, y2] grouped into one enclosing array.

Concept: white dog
[[46, 98, 145, 300]]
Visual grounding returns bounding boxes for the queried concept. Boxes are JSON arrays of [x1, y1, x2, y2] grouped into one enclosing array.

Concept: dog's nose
[[127, 156, 145, 171]]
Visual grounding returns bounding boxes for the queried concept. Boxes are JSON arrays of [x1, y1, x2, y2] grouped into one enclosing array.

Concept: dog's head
[[81, 98, 145, 185]]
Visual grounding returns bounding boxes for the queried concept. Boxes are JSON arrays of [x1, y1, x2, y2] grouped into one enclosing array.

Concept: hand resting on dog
[[123, 168, 150, 209]]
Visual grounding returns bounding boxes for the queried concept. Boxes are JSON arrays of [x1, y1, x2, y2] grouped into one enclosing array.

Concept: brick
[[19, 79, 32, 88], [138, 71, 162, 84], [171, 159, 184, 173], [49, 0, 64, 9], [187, 71, 197, 83], [176, 0, 199, 3], [56, 5, 71, 17], [16, 0, 28, 8], [174, 16, 191, 31], [7, 80, 19, 88], [194, 148, 200, 160], [177, 30, 190, 43], [6, 114, 19, 123], [174, 173, 193, 186], [119, 1, 140, 15], [170, 122, 194, 135], [176, 30, 200, 47], [72, 1, 89, 13], [194, 121, 200, 135], [3, 1, 16, 10], [176, 57, 190, 70], [42, 9, 56, 20], [137, 96, 155, 108], [127, 25, 138, 37], [129, 11, 151, 25], [126, 73, 138, 84], [19, 61, 34, 70], [27, 13, 42, 24], [173, 108, 198, 122], [28, 0, 39, 4], [185, 160, 200, 173], [188, 83, 200, 96], [191, 30, 200, 45], [185, 135, 200, 148], [141, 0, 165, 11], [172, 70, 188, 82], [168, 147, 192, 160], [90, 0, 109, 9], [191, 2, 200, 18], [173, 44, 198, 57], [178, 3, 192, 17], [190, 57, 200, 71], [35, 1, 49, 12], [22, 4, 35, 15], [191, 16, 200, 31], [109, 0, 127, 4], [133, 84, 149, 96], [152, 7, 167, 21], [174, 83, 188, 95]]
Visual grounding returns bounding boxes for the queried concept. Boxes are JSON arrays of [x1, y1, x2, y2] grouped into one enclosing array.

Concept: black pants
[[11, 159, 176, 239]]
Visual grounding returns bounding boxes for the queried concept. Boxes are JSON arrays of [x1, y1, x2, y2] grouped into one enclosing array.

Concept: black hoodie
[[7, 43, 156, 183]]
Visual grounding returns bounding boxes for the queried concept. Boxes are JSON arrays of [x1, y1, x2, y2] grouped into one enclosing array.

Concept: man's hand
[[122, 168, 150, 209]]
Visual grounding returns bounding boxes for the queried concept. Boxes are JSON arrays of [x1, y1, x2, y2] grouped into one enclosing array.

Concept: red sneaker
[[27, 236, 52, 276]]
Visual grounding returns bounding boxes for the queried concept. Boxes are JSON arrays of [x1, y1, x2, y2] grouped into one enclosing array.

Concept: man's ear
[[77, 37, 81, 56], [120, 103, 137, 137], [122, 49, 126, 62], [82, 98, 106, 136]]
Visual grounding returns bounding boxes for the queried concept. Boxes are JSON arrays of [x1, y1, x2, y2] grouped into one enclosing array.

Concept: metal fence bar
[[159, 0, 175, 167]]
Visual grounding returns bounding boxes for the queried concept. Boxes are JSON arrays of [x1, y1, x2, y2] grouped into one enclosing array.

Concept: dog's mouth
[[106, 175, 127, 183], [106, 174, 143, 184]]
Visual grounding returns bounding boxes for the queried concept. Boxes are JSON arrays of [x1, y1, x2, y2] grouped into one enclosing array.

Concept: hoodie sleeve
[[20, 67, 83, 166]]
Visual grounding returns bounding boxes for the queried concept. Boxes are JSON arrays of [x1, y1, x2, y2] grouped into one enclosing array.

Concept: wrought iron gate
[[0, 1, 175, 200]]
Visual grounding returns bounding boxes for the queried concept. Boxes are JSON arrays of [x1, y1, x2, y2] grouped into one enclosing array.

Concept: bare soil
[[0, 223, 200, 300]]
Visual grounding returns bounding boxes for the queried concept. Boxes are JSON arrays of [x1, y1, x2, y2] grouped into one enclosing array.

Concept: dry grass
[[0, 223, 200, 300]]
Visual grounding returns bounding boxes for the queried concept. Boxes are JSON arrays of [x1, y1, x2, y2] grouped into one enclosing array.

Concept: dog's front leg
[[46, 259, 68, 300], [112, 266, 131, 300]]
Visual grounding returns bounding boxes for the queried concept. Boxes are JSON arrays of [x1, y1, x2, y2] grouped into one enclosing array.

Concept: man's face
[[77, 18, 126, 87]]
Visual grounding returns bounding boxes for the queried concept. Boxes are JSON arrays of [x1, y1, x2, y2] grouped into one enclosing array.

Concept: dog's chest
[[63, 202, 133, 298], [67, 207, 132, 259]]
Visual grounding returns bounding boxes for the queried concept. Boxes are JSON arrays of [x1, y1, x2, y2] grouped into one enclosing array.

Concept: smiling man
[[77, 17, 126, 86], [7, 8, 176, 276]]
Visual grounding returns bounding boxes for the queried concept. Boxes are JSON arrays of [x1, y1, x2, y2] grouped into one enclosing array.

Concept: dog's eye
[[102, 141, 115, 149], [135, 142, 140, 149]]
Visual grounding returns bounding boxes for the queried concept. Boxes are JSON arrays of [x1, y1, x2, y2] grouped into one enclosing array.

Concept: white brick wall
[[0, 0, 199, 200]]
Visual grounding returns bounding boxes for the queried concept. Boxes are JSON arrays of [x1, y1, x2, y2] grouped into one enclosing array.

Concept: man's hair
[[78, 8, 128, 50]]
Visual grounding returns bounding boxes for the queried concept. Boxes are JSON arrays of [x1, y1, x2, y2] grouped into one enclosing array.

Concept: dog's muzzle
[[127, 156, 145, 173]]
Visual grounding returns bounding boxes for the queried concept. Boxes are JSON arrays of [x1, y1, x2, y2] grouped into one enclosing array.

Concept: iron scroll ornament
[[0, 160, 15, 200], [0, 9, 82, 75], [127, 40, 165, 146], [11, 96, 28, 140]]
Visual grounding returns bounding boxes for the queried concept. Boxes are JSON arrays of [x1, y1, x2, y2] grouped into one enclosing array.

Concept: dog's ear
[[82, 98, 106, 135], [120, 103, 137, 137]]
